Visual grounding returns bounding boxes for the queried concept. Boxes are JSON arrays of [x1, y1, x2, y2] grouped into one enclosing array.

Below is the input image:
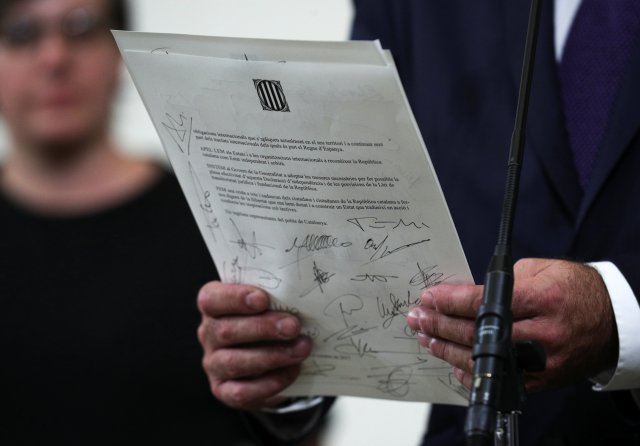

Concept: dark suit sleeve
[[351, 0, 401, 47], [242, 398, 335, 445]]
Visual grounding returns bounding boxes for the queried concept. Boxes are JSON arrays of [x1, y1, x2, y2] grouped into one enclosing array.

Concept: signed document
[[115, 31, 474, 405]]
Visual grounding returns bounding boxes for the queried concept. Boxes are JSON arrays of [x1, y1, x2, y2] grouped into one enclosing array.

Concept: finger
[[511, 317, 563, 353], [406, 306, 423, 332], [421, 284, 484, 317], [209, 365, 302, 410], [418, 333, 474, 374], [204, 337, 312, 381], [413, 307, 476, 347], [201, 312, 302, 349], [453, 367, 473, 389], [197, 281, 269, 317]]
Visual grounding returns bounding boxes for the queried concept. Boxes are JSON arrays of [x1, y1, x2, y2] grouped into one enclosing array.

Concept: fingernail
[[291, 338, 310, 358], [417, 332, 434, 352], [245, 291, 266, 311], [429, 290, 437, 310], [407, 307, 421, 323], [421, 289, 436, 309], [276, 317, 298, 339]]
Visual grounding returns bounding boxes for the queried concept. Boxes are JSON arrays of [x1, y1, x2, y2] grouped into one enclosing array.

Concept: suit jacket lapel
[[503, 0, 582, 220], [576, 43, 640, 227]]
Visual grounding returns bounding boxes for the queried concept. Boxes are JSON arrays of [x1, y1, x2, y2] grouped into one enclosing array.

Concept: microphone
[[465, 1, 542, 445]]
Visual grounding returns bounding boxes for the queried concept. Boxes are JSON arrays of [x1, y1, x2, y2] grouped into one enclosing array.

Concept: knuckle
[[213, 320, 235, 344], [472, 290, 484, 313], [545, 354, 565, 373], [196, 322, 208, 347], [430, 339, 445, 359], [539, 324, 564, 347], [207, 376, 224, 399], [460, 322, 475, 346], [202, 352, 224, 379], [226, 383, 253, 409], [467, 357, 475, 372], [426, 313, 441, 337], [541, 283, 563, 311], [431, 289, 447, 312], [441, 343, 455, 364], [201, 354, 211, 374], [217, 351, 243, 378]]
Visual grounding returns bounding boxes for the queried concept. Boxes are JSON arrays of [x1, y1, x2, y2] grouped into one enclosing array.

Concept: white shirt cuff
[[590, 261, 640, 391], [260, 396, 325, 414]]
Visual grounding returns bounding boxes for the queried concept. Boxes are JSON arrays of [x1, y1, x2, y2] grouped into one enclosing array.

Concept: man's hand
[[406, 258, 618, 392], [197, 282, 312, 410]]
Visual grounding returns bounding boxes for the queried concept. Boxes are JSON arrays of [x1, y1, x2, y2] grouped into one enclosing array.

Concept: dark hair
[[0, 0, 130, 30]]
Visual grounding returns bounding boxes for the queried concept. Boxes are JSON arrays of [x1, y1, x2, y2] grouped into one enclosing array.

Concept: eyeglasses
[[0, 7, 110, 50]]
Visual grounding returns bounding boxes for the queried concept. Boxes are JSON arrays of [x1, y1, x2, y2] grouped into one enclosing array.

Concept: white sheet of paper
[[115, 31, 474, 405]]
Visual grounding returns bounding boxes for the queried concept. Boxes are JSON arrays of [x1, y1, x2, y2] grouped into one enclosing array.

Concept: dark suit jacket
[[352, 1, 640, 444]]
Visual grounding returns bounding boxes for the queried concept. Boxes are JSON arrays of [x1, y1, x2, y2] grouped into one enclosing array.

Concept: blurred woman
[[0, 0, 265, 443]]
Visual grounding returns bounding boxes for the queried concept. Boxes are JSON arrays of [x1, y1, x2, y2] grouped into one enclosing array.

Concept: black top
[[0, 170, 259, 445]]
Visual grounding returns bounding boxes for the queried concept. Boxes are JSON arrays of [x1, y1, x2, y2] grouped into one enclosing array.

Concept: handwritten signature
[[351, 273, 399, 283], [364, 235, 430, 263], [161, 112, 192, 155], [377, 291, 420, 329], [347, 217, 429, 232], [225, 256, 282, 290], [299, 261, 336, 298], [408, 262, 453, 289], [334, 338, 378, 358], [229, 218, 274, 259], [302, 360, 336, 377], [370, 366, 414, 398], [188, 161, 219, 242], [323, 294, 379, 357]]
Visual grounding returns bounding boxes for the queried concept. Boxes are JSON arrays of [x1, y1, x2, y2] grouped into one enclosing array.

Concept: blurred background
[[0, 1, 431, 443]]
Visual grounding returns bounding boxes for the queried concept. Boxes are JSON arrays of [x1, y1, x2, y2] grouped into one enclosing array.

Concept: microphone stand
[[464, 1, 544, 445]]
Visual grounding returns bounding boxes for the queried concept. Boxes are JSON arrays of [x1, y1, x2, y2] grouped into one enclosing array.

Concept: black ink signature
[[322, 294, 379, 357], [224, 256, 282, 290], [299, 261, 335, 298], [370, 366, 414, 398], [229, 218, 274, 259], [334, 337, 378, 358], [302, 360, 336, 377], [284, 233, 352, 266], [161, 112, 192, 154], [312, 261, 333, 292], [377, 291, 420, 329], [438, 373, 470, 400], [350, 273, 399, 283], [188, 161, 219, 242], [364, 236, 430, 263], [285, 234, 352, 253], [323, 294, 364, 319], [403, 323, 418, 339], [408, 262, 454, 289], [347, 217, 429, 232], [322, 324, 377, 343]]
